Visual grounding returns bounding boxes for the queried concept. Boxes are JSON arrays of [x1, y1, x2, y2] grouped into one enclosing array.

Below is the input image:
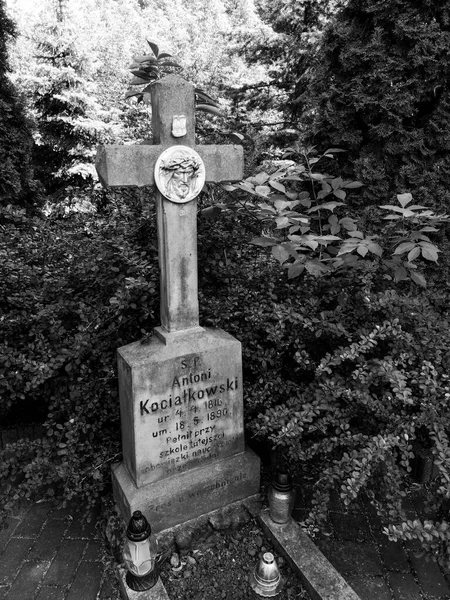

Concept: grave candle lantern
[[123, 510, 159, 591]]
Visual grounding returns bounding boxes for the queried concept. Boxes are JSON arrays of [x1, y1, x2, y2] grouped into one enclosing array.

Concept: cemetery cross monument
[[96, 74, 260, 532]]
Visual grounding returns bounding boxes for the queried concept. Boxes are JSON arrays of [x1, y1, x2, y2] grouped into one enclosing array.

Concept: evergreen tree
[[296, 0, 450, 207], [0, 0, 35, 207]]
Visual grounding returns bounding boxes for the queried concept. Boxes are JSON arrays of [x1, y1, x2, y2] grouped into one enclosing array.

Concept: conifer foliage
[[296, 0, 450, 207], [0, 0, 35, 207]]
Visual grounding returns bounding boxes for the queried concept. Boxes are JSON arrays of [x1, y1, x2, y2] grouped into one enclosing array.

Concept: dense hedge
[[2, 180, 450, 563], [295, 0, 450, 209]]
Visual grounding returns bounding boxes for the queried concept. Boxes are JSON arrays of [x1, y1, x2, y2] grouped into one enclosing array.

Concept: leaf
[[253, 172, 269, 185], [229, 132, 244, 144], [272, 245, 290, 264], [394, 242, 416, 255], [288, 262, 305, 279], [147, 40, 160, 57], [196, 104, 224, 117], [410, 271, 427, 287], [158, 60, 182, 68], [367, 242, 383, 257], [308, 201, 344, 213], [343, 181, 364, 189], [305, 260, 329, 275], [407, 247, 421, 261], [255, 185, 271, 197], [250, 237, 277, 247], [421, 247, 439, 262], [323, 148, 346, 154], [125, 89, 143, 99], [275, 216, 290, 229], [340, 217, 357, 231], [397, 193, 413, 207], [331, 177, 343, 190], [394, 266, 408, 281], [130, 76, 150, 85], [333, 189, 346, 200], [221, 184, 236, 192], [357, 245, 368, 257], [158, 52, 173, 59], [269, 180, 286, 193], [200, 206, 222, 218]]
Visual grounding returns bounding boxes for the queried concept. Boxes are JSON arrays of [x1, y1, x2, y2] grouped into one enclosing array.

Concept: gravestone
[[96, 74, 260, 532]]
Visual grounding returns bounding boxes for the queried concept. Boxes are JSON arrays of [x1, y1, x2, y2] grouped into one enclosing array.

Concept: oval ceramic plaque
[[154, 145, 205, 204]]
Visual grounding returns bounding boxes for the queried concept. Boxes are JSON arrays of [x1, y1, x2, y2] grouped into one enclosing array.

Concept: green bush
[[295, 0, 450, 210], [0, 191, 159, 514]]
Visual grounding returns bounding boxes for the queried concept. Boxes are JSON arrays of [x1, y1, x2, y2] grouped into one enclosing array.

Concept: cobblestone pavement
[[2, 493, 450, 600], [0, 501, 120, 600], [294, 492, 450, 600]]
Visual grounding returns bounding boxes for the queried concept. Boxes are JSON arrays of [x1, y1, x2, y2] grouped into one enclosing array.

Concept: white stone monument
[[96, 75, 260, 532]]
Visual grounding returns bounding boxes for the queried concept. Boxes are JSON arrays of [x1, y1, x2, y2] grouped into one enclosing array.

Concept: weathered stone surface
[[118, 327, 244, 487], [95, 144, 243, 189], [112, 447, 260, 532], [258, 510, 361, 600], [345, 575, 392, 600]]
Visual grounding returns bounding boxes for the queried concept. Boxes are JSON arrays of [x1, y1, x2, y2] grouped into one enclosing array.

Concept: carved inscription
[[139, 353, 243, 479]]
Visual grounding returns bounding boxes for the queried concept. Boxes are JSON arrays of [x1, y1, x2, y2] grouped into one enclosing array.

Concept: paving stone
[[410, 553, 450, 597], [14, 503, 54, 539], [388, 572, 422, 600], [346, 575, 393, 600], [65, 562, 103, 600], [50, 500, 80, 520], [43, 539, 87, 586], [0, 538, 34, 585], [83, 540, 103, 562], [379, 540, 410, 573], [330, 512, 372, 541], [316, 539, 383, 576], [28, 519, 68, 561], [65, 515, 99, 540], [0, 518, 20, 552], [4, 560, 49, 600], [35, 586, 66, 600]]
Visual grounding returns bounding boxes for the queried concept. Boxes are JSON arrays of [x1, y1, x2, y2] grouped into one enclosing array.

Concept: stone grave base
[[112, 447, 260, 532]]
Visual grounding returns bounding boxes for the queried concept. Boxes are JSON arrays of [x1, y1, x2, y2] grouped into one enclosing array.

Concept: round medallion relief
[[154, 145, 206, 204]]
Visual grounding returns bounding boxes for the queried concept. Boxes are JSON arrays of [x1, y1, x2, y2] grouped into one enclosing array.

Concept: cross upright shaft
[[95, 74, 243, 333]]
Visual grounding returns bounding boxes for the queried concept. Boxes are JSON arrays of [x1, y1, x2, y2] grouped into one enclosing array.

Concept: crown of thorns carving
[[162, 155, 201, 172]]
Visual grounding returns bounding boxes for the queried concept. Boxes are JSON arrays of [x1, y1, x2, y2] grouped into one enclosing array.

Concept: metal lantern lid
[[126, 511, 152, 542], [272, 472, 292, 492]]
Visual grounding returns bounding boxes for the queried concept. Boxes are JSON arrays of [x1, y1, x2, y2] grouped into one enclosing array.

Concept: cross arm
[[95, 145, 163, 188], [196, 145, 244, 183], [95, 144, 244, 188]]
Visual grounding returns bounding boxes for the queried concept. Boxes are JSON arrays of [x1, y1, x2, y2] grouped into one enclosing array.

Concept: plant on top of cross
[[125, 40, 223, 117], [221, 144, 448, 286]]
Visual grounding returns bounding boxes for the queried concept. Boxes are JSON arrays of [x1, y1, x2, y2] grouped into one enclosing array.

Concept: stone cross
[[96, 75, 243, 333]]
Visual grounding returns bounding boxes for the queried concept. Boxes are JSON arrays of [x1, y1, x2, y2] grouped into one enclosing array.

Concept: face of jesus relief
[[155, 146, 206, 204], [167, 166, 195, 200]]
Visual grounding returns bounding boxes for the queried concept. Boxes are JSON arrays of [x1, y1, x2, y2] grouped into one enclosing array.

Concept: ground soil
[[159, 518, 311, 600]]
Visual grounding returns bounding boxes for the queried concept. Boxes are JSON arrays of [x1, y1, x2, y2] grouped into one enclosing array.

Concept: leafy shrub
[[0, 191, 159, 516]]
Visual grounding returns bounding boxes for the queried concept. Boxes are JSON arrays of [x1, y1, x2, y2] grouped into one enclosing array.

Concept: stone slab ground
[[2, 492, 450, 600]]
